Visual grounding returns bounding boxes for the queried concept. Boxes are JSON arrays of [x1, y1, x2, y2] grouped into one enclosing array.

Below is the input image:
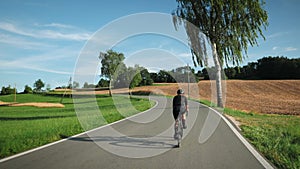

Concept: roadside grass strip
[[0, 94, 153, 159]]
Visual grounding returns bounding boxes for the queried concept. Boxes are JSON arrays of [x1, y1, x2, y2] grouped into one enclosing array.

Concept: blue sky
[[0, 0, 299, 91]]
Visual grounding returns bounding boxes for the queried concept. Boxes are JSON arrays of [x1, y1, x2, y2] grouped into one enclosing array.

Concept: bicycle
[[174, 111, 187, 148]]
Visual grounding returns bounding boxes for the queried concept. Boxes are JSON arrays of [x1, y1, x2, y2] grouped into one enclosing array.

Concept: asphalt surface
[[0, 96, 273, 169]]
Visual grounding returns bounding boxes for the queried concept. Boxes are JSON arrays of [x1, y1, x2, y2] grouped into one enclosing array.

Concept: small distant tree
[[72, 81, 80, 89], [128, 66, 142, 89], [224, 67, 237, 79], [1, 85, 15, 95], [33, 79, 45, 92], [83, 82, 89, 88], [201, 68, 209, 80], [157, 70, 175, 83], [170, 65, 198, 82], [97, 79, 109, 88], [140, 69, 153, 86], [83, 82, 96, 88], [23, 85, 33, 94], [0, 86, 5, 95]]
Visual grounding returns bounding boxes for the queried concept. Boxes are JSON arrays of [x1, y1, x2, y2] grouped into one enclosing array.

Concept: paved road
[[0, 96, 273, 169]]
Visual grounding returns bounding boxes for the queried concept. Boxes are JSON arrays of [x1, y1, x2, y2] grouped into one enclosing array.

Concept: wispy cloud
[[0, 33, 52, 49], [23, 65, 72, 75], [267, 32, 289, 39], [285, 47, 297, 51], [271, 46, 298, 52], [0, 44, 79, 75], [35, 23, 77, 29], [0, 21, 91, 41], [0, 58, 72, 75], [177, 52, 191, 58]]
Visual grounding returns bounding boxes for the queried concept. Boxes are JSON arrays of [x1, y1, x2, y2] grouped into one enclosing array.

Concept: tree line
[[97, 53, 299, 88], [1, 79, 46, 95], [149, 66, 198, 83], [223, 56, 300, 80], [96, 50, 199, 91], [2, 55, 298, 95], [97, 54, 299, 86]]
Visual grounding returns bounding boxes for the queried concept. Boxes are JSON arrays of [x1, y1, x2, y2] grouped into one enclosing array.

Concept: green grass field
[[0, 94, 153, 159], [224, 108, 300, 169], [199, 99, 299, 169]]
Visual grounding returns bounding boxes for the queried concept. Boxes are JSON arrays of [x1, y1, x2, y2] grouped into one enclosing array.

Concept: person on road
[[173, 89, 188, 138]]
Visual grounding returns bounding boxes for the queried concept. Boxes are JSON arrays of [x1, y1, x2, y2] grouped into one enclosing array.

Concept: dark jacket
[[172, 95, 187, 119]]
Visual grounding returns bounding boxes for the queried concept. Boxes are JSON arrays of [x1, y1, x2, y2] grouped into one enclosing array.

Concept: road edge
[[200, 103, 274, 169]]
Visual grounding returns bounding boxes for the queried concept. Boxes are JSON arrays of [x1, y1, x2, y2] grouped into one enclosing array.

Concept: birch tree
[[173, 0, 268, 107]]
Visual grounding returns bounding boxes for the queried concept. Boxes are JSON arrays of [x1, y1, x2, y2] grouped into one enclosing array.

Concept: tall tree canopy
[[100, 49, 126, 82], [99, 49, 125, 96], [99, 50, 152, 95], [173, 0, 268, 107]]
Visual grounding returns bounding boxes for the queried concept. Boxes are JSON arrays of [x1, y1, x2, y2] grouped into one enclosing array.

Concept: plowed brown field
[[126, 80, 299, 115]]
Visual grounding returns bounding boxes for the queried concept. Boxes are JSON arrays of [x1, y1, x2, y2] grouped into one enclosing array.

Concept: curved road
[[0, 96, 273, 169]]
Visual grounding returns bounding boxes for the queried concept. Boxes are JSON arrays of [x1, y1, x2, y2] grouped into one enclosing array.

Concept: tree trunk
[[109, 89, 112, 97], [109, 80, 112, 97], [212, 43, 224, 108]]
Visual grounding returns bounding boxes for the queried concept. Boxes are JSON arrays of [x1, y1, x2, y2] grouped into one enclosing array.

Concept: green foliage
[[173, 0, 268, 66], [224, 56, 300, 79], [97, 79, 109, 88], [1, 86, 15, 95], [150, 66, 198, 83], [83, 82, 96, 88], [23, 85, 32, 94], [99, 50, 153, 89], [112, 65, 143, 89], [150, 70, 169, 83], [139, 69, 153, 86], [128, 66, 142, 89], [99, 50, 201, 86], [173, 0, 268, 107], [100, 49, 126, 81], [33, 79, 45, 92], [72, 81, 80, 89], [257, 56, 300, 79]]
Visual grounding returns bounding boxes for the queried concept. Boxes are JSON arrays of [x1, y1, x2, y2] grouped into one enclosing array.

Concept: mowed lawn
[[0, 94, 153, 159]]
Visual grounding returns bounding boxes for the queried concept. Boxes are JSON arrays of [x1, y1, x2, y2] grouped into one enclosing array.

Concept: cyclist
[[173, 89, 188, 139]]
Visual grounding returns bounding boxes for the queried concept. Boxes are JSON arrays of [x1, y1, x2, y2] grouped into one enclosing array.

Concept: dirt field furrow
[[130, 80, 300, 115]]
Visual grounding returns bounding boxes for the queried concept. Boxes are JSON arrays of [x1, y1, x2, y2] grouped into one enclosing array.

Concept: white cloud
[[177, 52, 191, 58], [38, 29, 91, 41], [0, 21, 92, 41], [285, 47, 297, 51], [22, 65, 72, 75], [0, 58, 72, 75], [272, 46, 278, 50], [35, 23, 77, 29], [267, 32, 289, 39], [0, 44, 80, 75], [0, 33, 52, 49]]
